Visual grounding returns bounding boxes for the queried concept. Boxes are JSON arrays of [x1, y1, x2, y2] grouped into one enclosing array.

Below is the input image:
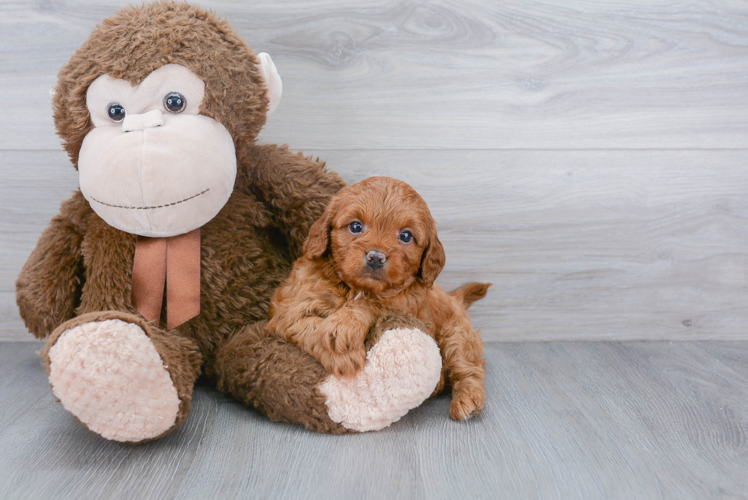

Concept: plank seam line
[[5, 148, 748, 153]]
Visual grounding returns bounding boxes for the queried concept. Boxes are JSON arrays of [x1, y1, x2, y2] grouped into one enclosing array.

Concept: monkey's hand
[[16, 191, 87, 338]]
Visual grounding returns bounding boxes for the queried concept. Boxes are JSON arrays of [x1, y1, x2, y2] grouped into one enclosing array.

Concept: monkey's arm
[[237, 144, 346, 257], [16, 191, 88, 339]]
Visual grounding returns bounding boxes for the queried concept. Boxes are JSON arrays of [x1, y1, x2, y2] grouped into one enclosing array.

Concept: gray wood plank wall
[[1, 0, 747, 341]]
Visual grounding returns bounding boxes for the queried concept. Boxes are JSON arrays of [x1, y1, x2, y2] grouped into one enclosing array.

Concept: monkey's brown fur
[[16, 2, 377, 438], [268, 177, 490, 420], [53, 2, 269, 169]]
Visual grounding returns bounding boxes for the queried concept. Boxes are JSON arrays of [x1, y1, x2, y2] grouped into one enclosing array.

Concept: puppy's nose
[[366, 250, 387, 269]]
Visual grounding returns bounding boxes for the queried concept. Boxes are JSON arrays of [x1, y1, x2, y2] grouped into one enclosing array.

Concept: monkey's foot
[[48, 318, 181, 442], [319, 327, 442, 432]]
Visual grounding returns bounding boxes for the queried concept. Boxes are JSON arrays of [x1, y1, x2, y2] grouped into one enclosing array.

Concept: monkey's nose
[[366, 250, 387, 269], [122, 109, 164, 132]]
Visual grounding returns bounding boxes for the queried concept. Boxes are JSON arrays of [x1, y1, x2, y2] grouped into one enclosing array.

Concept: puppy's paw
[[449, 387, 485, 420], [323, 316, 367, 353], [319, 347, 367, 379]]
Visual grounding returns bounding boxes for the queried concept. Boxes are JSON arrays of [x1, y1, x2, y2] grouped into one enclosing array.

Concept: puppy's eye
[[399, 230, 413, 244], [349, 221, 363, 234], [108, 103, 126, 122], [164, 92, 186, 114]]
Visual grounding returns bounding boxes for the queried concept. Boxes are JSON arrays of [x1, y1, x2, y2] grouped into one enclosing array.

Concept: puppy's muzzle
[[366, 250, 387, 269]]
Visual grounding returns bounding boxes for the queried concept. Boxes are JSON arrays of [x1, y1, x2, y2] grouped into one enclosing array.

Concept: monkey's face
[[78, 64, 237, 237]]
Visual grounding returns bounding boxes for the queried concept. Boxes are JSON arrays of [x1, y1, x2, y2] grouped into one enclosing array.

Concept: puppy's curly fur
[[268, 177, 490, 420]]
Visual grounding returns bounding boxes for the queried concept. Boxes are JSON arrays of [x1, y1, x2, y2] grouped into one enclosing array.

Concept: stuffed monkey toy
[[15, 2, 442, 443]]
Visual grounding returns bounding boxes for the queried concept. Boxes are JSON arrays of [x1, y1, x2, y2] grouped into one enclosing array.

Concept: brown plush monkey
[[15, 2, 443, 443]]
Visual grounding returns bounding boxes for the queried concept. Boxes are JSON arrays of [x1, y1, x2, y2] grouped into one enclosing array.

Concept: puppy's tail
[[449, 282, 491, 309]]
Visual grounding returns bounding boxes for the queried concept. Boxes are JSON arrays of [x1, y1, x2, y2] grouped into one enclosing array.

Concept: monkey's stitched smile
[[90, 188, 210, 210]]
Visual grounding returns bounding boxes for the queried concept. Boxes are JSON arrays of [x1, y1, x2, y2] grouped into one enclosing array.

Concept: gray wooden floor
[[1, 341, 747, 500]]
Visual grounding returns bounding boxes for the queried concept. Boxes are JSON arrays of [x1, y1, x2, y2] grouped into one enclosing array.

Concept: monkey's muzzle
[[78, 113, 236, 237]]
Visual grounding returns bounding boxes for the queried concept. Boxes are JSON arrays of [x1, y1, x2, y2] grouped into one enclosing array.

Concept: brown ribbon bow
[[131, 228, 201, 330]]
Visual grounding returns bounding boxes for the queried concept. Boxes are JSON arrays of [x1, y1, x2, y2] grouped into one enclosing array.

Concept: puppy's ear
[[304, 198, 338, 259], [419, 226, 446, 287]]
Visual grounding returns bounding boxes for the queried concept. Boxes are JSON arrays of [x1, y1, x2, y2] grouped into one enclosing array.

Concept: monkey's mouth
[[89, 188, 210, 210]]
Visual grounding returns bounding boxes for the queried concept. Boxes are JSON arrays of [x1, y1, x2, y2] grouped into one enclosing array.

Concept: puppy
[[268, 177, 490, 420]]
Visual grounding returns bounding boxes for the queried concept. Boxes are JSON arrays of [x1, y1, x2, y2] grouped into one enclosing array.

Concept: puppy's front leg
[[268, 312, 365, 379], [437, 317, 486, 420], [321, 302, 376, 353], [317, 302, 378, 378]]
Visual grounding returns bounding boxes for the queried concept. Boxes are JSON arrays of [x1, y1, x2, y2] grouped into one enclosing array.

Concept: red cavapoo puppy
[[268, 177, 489, 420]]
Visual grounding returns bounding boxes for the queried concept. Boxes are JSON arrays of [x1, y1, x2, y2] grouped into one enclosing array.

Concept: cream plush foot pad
[[319, 327, 442, 432], [48, 319, 180, 442]]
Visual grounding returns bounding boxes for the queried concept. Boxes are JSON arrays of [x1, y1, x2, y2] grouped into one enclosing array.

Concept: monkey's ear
[[304, 199, 338, 260], [257, 52, 282, 116], [419, 229, 446, 287]]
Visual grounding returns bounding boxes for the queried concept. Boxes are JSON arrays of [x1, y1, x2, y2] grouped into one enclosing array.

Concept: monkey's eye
[[349, 221, 363, 234], [107, 103, 126, 122], [399, 230, 413, 244], [163, 92, 186, 114]]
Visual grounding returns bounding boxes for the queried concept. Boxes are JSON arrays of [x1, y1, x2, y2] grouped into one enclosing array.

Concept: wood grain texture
[[0, 341, 746, 500], [3, 149, 748, 341], [1, 0, 747, 150]]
